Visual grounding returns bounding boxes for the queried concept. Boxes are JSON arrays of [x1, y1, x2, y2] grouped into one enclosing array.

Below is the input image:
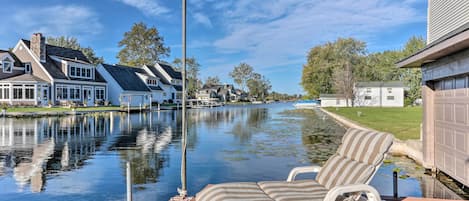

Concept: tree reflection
[[299, 109, 345, 164]]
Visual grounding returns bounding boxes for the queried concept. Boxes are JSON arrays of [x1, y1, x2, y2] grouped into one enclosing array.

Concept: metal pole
[[179, 0, 188, 197], [393, 170, 398, 200], [126, 161, 132, 201]]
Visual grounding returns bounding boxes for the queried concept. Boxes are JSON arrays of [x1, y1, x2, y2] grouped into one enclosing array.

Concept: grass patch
[[6, 106, 120, 113], [324, 107, 422, 140]]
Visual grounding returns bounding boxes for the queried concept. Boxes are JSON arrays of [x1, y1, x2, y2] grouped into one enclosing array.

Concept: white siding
[[354, 86, 404, 107], [428, 0, 469, 43], [320, 98, 349, 107], [96, 65, 124, 106]]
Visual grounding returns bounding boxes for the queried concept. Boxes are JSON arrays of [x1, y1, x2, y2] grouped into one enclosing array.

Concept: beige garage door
[[434, 79, 469, 186]]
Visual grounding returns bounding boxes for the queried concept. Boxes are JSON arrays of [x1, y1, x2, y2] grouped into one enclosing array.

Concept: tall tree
[[205, 76, 221, 86], [47, 36, 104, 64], [230, 63, 254, 92], [117, 22, 170, 66], [400, 36, 425, 105], [247, 73, 272, 101], [173, 57, 201, 97], [301, 38, 366, 100]]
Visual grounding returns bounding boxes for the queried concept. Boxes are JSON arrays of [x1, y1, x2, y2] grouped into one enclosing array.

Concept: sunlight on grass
[[324, 107, 422, 140]]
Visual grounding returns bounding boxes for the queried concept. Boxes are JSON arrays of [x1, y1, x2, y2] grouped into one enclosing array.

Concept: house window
[[387, 96, 395, 100], [70, 66, 76, 76], [364, 96, 372, 100], [69, 86, 81, 100], [95, 87, 105, 100], [13, 85, 23, 99], [387, 88, 392, 93], [69, 65, 93, 79], [366, 88, 371, 93], [3, 85, 9, 99], [25, 63, 31, 73], [2, 59, 12, 73], [56, 85, 68, 100], [25, 85, 34, 99]]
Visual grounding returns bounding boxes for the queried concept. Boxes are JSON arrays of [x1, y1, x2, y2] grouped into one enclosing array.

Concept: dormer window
[[25, 63, 31, 73], [2, 58, 12, 73], [68, 63, 93, 79], [147, 79, 158, 86]]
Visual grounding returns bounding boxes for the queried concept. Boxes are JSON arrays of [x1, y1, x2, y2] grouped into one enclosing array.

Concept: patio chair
[[195, 128, 394, 201]]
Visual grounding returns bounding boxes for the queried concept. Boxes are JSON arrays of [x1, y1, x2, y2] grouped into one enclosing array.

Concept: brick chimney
[[31, 33, 46, 62]]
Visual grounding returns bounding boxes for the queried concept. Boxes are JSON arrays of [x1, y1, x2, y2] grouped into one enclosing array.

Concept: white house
[[97, 64, 152, 107], [354, 81, 405, 107], [319, 94, 350, 107], [0, 33, 108, 106], [147, 62, 183, 103]]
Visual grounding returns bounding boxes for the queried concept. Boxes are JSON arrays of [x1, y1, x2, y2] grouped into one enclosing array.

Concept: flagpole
[[179, 0, 188, 197]]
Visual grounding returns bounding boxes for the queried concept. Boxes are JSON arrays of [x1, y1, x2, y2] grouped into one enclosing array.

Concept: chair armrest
[[286, 166, 322, 182], [323, 184, 381, 201]]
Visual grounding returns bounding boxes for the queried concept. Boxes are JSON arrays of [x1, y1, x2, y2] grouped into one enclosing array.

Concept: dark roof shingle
[[158, 62, 182, 79], [146, 65, 171, 85], [102, 64, 150, 92]]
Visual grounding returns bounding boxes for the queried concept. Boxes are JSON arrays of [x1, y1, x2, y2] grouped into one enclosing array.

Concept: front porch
[[0, 74, 49, 106]]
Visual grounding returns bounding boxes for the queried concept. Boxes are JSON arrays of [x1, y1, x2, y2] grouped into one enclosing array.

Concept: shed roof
[[397, 22, 469, 68]]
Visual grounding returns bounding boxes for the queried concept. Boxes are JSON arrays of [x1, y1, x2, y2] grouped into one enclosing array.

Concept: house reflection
[[0, 115, 111, 192]]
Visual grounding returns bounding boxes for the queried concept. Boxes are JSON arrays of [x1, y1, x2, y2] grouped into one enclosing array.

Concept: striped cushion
[[315, 154, 374, 189], [195, 182, 273, 201], [258, 180, 328, 201], [316, 128, 394, 189]]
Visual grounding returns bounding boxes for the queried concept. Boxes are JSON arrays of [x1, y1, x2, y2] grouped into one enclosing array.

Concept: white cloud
[[192, 12, 213, 28], [3, 5, 102, 37], [213, 0, 426, 71], [117, 0, 169, 17]]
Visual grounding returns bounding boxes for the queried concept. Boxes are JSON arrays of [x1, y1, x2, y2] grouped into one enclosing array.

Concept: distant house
[[150, 62, 183, 103], [143, 64, 177, 103], [196, 84, 238, 102], [97, 64, 152, 107], [0, 33, 107, 106], [319, 81, 405, 107], [397, 0, 469, 188], [319, 94, 349, 107], [354, 81, 405, 107]]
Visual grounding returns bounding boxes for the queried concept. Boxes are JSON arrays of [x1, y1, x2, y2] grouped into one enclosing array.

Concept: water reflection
[[0, 104, 466, 200]]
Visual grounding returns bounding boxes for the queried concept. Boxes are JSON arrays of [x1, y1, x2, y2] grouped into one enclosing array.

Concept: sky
[[0, 0, 428, 94]]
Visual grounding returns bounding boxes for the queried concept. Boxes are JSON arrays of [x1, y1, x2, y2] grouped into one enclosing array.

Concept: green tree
[[117, 22, 170, 66], [247, 73, 272, 101], [47, 36, 104, 64], [400, 36, 425, 105], [205, 76, 221, 86], [230, 63, 254, 92], [173, 57, 201, 97], [301, 38, 366, 100]]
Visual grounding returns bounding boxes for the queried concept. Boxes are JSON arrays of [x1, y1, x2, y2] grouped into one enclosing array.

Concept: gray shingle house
[[0, 33, 107, 106]]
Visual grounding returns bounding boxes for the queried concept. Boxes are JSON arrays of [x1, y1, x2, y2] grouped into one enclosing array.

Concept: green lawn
[[324, 107, 422, 140], [5, 106, 120, 113]]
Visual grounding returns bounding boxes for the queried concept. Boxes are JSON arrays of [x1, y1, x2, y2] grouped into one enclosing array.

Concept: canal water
[[0, 103, 465, 200]]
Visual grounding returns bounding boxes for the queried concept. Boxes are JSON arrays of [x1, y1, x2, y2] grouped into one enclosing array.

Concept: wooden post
[[422, 84, 435, 169]]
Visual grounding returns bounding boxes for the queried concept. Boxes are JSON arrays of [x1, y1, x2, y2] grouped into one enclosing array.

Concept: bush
[[404, 97, 413, 107]]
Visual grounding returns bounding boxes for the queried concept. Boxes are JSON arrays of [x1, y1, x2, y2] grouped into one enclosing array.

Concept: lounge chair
[[195, 128, 394, 201]]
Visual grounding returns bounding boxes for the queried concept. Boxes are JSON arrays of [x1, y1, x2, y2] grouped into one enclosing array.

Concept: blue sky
[[0, 0, 427, 94]]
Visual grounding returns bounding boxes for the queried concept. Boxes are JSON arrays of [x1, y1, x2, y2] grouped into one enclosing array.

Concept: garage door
[[434, 77, 469, 186]]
